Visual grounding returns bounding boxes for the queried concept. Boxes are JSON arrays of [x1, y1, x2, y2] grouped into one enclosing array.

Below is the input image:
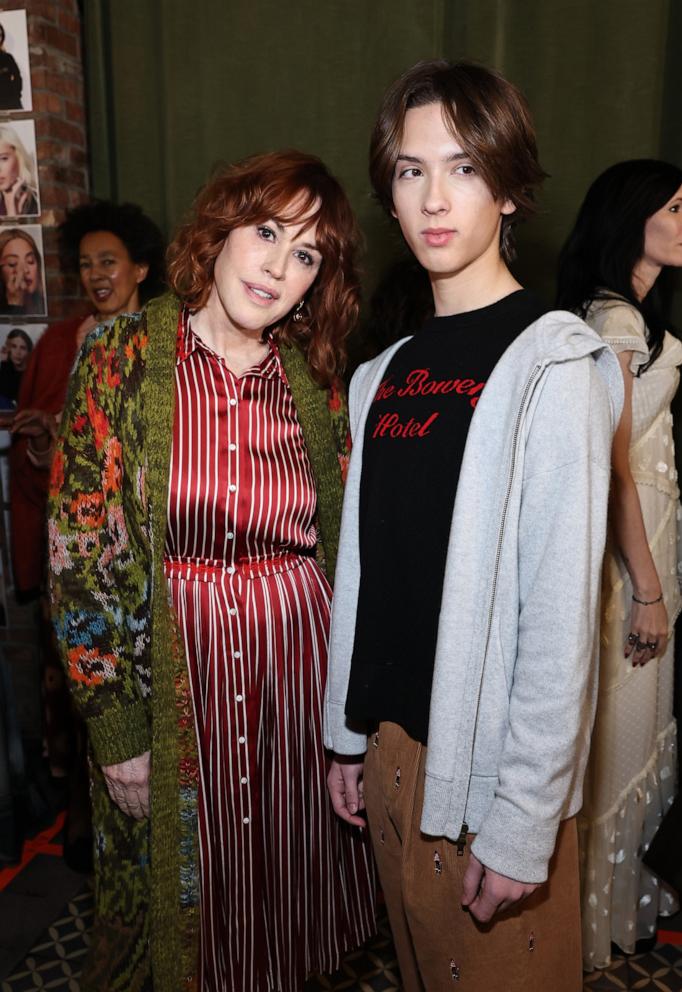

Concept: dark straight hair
[[369, 60, 546, 262], [557, 159, 682, 372]]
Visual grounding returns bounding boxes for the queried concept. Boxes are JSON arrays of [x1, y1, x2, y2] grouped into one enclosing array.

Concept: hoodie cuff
[[323, 700, 368, 755], [470, 796, 559, 884]]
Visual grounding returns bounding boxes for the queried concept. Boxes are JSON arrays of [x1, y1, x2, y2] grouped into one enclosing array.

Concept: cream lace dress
[[579, 298, 681, 971]]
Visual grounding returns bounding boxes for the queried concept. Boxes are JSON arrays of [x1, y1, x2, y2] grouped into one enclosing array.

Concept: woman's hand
[[3, 179, 29, 216], [12, 407, 58, 445], [2, 261, 27, 305], [102, 751, 151, 820], [76, 313, 99, 348], [12, 408, 60, 468], [625, 596, 668, 666]]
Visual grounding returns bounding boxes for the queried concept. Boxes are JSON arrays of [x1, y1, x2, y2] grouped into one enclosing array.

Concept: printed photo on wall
[[0, 224, 47, 317], [0, 119, 39, 218], [0, 10, 32, 112], [0, 322, 45, 411]]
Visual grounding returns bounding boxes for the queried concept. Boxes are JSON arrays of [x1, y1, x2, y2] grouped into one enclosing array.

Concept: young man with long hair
[[324, 60, 623, 991]]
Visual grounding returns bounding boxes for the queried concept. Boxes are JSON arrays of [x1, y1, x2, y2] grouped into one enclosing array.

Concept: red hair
[[167, 150, 361, 387]]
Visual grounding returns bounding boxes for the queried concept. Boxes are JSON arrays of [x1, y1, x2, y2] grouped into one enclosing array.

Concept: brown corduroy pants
[[363, 722, 582, 991]]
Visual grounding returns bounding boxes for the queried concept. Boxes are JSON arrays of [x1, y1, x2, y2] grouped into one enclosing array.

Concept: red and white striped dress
[[164, 314, 375, 992]]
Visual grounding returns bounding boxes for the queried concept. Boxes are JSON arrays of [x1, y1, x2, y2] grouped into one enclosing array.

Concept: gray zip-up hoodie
[[323, 310, 624, 883]]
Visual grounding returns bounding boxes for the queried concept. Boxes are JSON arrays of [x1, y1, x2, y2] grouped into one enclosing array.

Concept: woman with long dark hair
[[48, 151, 375, 992], [0, 22, 22, 111], [0, 326, 32, 402], [557, 159, 682, 969]]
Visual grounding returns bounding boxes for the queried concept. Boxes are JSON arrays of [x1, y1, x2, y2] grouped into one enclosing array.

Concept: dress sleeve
[[590, 302, 649, 374], [47, 317, 152, 767]]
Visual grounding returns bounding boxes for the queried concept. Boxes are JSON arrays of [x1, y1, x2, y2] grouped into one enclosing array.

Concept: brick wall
[[0, 1, 89, 746], [1, 0, 89, 318]]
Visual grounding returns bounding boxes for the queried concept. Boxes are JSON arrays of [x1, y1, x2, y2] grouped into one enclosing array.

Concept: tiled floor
[[0, 888, 92, 992], [583, 944, 682, 991], [1, 812, 681, 991], [1, 883, 681, 991]]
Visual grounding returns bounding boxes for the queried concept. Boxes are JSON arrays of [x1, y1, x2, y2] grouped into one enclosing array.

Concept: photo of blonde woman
[[0, 122, 40, 218]]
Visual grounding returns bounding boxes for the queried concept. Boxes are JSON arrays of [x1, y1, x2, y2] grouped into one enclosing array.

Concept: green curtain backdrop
[[84, 0, 682, 316]]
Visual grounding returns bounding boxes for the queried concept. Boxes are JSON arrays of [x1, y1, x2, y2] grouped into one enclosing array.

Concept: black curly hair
[[58, 200, 166, 303]]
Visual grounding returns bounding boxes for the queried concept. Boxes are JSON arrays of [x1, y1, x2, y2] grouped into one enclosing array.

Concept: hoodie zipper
[[457, 363, 543, 848]]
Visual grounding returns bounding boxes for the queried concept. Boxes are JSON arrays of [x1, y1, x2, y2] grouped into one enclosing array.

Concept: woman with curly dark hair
[[9, 200, 165, 879], [11, 198, 165, 594], [47, 151, 375, 992]]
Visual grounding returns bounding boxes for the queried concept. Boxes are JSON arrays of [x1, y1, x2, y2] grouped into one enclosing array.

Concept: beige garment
[[579, 299, 681, 971], [364, 722, 582, 992]]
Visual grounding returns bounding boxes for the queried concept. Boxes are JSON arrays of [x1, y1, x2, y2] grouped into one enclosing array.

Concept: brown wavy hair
[[370, 60, 547, 263], [167, 150, 361, 387]]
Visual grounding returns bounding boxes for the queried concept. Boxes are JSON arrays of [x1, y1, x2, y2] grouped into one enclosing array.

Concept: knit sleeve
[[588, 301, 649, 374], [47, 314, 152, 767], [327, 377, 351, 483]]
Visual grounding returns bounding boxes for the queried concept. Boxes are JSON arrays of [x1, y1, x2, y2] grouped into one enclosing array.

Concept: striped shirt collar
[[176, 305, 287, 382]]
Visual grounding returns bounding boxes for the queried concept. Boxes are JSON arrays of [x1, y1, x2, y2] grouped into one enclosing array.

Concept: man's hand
[[102, 751, 151, 820], [461, 852, 539, 923], [327, 757, 366, 828]]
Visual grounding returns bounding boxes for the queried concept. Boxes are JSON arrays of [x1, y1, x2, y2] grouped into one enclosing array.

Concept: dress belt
[[163, 550, 314, 581]]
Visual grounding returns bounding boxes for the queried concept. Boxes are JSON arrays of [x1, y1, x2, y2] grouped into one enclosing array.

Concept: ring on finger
[[635, 640, 647, 652], [646, 641, 657, 651], [627, 633, 638, 645]]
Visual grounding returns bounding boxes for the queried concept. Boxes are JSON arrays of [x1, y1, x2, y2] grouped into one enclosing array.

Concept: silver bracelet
[[632, 592, 663, 606]]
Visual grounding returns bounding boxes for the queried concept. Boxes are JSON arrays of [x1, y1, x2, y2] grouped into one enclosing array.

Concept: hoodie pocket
[[471, 634, 511, 777]]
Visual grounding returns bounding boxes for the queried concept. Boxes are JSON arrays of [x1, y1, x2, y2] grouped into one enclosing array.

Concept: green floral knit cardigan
[[48, 293, 351, 992]]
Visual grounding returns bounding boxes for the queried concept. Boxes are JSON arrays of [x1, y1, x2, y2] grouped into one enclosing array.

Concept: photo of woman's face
[[7, 334, 29, 369], [1, 236, 38, 294], [0, 142, 19, 191]]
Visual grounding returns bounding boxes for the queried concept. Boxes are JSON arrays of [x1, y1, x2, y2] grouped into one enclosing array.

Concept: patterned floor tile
[[305, 921, 400, 991], [583, 951, 631, 988], [628, 948, 682, 991], [641, 946, 682, 967], [1, 890, 92, 992], [3, 890, 682, 992]]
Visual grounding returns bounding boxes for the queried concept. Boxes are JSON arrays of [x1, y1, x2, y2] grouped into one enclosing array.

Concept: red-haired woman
[[48, 151, 376, 992]]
